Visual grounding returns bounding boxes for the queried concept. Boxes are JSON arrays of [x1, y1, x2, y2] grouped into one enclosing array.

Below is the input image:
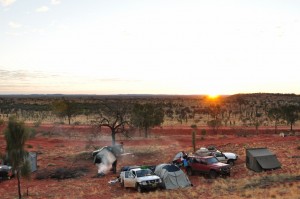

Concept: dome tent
[[154, 163, 192, 189]]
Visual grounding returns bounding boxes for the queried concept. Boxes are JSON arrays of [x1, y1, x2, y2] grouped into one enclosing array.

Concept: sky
[[0, 0, 300, 95]]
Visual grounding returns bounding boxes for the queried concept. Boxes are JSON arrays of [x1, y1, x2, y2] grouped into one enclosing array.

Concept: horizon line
[[0, 92, 298, 96]]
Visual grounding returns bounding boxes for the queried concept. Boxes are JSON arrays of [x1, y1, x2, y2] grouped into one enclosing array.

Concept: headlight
[[158, 179, 162, 183]]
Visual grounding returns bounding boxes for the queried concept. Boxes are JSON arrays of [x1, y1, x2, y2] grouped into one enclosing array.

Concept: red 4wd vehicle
[[186, 156, 230, 178]]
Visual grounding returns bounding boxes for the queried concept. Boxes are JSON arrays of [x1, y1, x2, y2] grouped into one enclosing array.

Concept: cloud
[[36, 6, 49, 12], [8, 21, 22, 28], [95, 78, 140, 83], [51, 0, 61, 5], [0, 0, 16, 7], [0, 69, 59, 82]]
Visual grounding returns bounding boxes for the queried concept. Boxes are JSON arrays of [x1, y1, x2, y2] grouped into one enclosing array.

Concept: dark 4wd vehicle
[[0, 165, 13, 180], [186, 156, 230, 178]]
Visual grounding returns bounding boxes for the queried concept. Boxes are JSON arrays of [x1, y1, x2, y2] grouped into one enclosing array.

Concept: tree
[[191, 125, 197, 153], [207, 104, 222, 133], [207, 119, 222, 133], [52, 99, 78, 125], [93, 102, 130, 146], [177, 107, 190, 124], [281, 105, 299, 131], [235, 96, 246, 115], [267, 107, 283, 133], [4, 117, 31, 199], [131, 103, 164, 138]]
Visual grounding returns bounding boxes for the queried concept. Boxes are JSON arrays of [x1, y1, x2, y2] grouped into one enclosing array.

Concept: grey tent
[[26, 152, 37, 172], [246, 148, 281, 172], [154, 163, 191, 189], [93, 146, 117, 174], [3, 152, 37, 173]]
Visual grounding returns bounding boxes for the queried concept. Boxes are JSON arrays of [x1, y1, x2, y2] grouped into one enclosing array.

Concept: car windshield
[[136, 169, 153, 177], [206, 157, 219, 164]]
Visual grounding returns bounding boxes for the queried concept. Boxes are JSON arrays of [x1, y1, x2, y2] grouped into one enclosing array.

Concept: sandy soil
[[0, 124, 299, 199]]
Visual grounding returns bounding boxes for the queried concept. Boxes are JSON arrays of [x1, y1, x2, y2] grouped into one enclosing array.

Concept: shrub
[[191, 124, 197, 129], [28, 128, 37, 138], [36, 167, 89, 180], [0, 119, 5, 126], [201, 129, 207, 136], [33, 120, 42, 127]]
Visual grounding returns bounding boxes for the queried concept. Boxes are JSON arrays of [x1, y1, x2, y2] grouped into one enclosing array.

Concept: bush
[[55, 167, 88, 179], [74, 121, 81, 125], [33, 120, 42, 127], [201, 129, 207, 136], [0, 119, 5, 126], [28, 128, 37, 139], [191, 124, 197, 129], [35, 167, 89, 180]]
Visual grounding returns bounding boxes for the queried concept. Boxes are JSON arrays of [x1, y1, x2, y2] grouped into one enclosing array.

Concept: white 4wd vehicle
[[119, 168, 162, 192], [212, 151, 238, 166]]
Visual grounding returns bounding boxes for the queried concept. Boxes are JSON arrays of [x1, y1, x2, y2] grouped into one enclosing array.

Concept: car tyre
[[227, 160, 234, 167], [209, 170, 217, 179], [137, 184, 143, 193]]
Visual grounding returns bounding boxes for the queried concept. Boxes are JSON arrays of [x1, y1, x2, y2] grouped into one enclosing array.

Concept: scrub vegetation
[[0, 93, 299, 198]]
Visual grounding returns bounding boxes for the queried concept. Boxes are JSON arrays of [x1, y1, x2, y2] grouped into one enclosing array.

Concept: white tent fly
[[173, 152, 185, 162], [93, 147, 116, 175]]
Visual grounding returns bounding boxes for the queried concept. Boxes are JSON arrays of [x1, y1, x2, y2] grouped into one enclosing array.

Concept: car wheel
[[137, 185, 143, 193], [227, 160, 234, 167], [209, 170, 217, 179]]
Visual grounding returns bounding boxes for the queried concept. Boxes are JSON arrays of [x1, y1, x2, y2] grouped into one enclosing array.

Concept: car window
[[136, 169, 152, 177], [207, 157, 219, 164], [215, 152, 223, 157], [125, 171, 129, 178]]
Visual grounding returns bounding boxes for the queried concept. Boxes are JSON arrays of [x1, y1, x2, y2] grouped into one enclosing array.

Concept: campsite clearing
[[0, 124, 299, 199]]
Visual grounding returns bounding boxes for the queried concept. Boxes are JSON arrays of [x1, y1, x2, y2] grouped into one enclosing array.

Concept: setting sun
[[207, 94, 219, 100]]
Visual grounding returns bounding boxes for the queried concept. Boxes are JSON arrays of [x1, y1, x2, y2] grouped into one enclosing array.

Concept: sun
[[207, 93, 219, 100]]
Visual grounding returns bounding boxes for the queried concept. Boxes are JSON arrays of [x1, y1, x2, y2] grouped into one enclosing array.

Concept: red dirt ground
[[0, 124, 299, 199]]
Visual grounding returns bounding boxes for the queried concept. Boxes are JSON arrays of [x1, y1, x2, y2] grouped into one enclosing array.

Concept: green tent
[[246, 148, 281, 172], [154, 164, 192, 189]]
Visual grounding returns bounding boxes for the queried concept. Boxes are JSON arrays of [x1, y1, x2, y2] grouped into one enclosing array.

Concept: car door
[[191, 157, 201, 172], [214, 152, 227, 163], [194, 158, 206, 173], [199, 158, 210, 173], [124, 171, 136, 188]]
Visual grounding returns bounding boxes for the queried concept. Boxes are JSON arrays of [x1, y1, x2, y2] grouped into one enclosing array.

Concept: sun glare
[[207, 94, 219, 100]]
